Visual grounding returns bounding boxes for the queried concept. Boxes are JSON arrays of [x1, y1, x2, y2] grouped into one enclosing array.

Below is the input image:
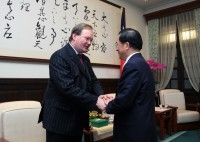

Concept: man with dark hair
[[38, 23, 106, 142], [104, 28, 158, 142]]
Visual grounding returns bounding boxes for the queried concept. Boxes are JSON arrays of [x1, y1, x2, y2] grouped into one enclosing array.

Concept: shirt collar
[[69, 42, 79, 55], [123, 52, 140, 68]]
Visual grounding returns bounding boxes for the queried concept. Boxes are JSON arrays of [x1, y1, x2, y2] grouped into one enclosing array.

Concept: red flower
[[146, 58, 167, 71]]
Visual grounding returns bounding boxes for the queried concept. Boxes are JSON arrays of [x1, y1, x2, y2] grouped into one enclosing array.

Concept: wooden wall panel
[[0, 78, 118, 103], [0, 90, 21, 102]]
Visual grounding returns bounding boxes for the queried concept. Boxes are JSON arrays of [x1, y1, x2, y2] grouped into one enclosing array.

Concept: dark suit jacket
[[106, 53, 157, 142], [39, 43, 103, 136]]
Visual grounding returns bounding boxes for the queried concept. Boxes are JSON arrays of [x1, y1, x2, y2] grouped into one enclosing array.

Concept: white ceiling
[[125, 0, 171, 9], [123, 0, 195, 11]]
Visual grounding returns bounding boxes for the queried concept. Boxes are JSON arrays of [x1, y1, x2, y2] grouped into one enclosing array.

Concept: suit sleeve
[[106, 62, 142, 114]]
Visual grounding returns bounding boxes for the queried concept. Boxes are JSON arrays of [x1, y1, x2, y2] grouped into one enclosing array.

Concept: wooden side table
[[155, 107, 173, 140]]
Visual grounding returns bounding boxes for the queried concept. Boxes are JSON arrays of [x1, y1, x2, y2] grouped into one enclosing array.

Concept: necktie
[[78, 54, 83, 64]]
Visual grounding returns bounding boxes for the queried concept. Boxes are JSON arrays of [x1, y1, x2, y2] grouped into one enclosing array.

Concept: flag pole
[[120, 7, 126, 75]]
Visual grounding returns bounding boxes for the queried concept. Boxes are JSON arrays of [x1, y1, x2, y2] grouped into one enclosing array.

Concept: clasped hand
[[96, 94, 114, 111]]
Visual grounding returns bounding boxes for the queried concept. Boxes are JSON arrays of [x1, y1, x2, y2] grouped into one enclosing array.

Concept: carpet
[[159, 129, 200, 142]]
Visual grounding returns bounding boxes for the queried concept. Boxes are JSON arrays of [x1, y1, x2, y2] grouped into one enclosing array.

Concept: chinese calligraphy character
[[54, 0, 60, 6], [61, 27, 70, 34], [38, 7, 47, 22], [5, 0, 14, 20], [84, 6, 90, 21], [20, 1, 30, 11], [102, 24, 108, 38], [63, 15, 68, 24], [35, 22, 47, 39], [50, 28, 56, 45], [92, 40, 99, 51], [92, 22, 98, 38], [36, 0, 46, 5], [63, 0, 68, 10], [34, 21, 47, 49], [3, 23, 12, 39], [60, 37, 68, 47], [92, 22, 97, 28], [92, 10, 98, 21], [100, 42, 107, 53], [52, 8, 57, 24], [34, 40, 42, 49], [72, 3, 78, 15], [101, 12, 108, 24]]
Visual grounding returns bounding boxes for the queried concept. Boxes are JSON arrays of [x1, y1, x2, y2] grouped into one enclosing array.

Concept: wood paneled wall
[[0, 78, 118, 103]]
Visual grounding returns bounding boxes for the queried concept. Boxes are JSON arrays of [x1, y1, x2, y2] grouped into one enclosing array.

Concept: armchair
[[161, 91, 200, 131], [159, 89, 180, 106], [0, 101, 45, 142]]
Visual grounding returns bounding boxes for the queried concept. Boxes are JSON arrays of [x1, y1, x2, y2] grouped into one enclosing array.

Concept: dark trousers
[[46, 130, 82, 142]]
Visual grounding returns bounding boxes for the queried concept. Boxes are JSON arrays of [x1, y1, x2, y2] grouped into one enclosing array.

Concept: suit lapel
[[64, 44, 90, 80], [72, 55, 87, 75]]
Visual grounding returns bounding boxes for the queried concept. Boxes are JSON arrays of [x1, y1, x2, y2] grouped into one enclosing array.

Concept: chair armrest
[[0, 138, 9, 142], [186, 103, 200, 112], [168, 105, 178, 110]]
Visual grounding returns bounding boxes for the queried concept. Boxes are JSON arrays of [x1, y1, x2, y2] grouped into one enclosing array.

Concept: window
[[166, 28, 195, 92], [182, 29, 197, 40]]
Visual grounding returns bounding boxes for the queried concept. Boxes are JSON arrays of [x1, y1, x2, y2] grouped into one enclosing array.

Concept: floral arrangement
[[146, 58, 167, 84], [146, 58, 167, 71], [89, 111, 102, 119], [89, 110, 109, 119]]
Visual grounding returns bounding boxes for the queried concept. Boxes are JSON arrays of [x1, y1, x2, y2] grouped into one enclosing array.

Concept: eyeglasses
[[115, 41, 130, 48], [115, 41, 125, 47]]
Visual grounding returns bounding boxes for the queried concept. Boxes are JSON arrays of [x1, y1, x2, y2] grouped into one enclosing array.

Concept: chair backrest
[[0, 101, 45, 142], [159, 89, 180, 105], [163, 92, 186, 110]]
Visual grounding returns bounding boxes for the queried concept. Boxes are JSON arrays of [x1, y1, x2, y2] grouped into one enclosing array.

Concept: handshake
[[96, 94, 115, 111]]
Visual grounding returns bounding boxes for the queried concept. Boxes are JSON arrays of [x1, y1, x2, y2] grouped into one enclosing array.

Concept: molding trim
[[144, 1, 200, 21]]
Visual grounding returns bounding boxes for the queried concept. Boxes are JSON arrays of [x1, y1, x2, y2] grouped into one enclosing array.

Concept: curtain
[[158, 15, 177, 90], [148, 17, 177, 91], [148, 19, 159, 61], [148, 19, 160, 91], [177, 9, 200, 92], [195, 8, 200, 46]]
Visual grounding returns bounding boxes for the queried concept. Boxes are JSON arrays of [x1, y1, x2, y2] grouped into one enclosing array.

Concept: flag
[[120, 7, 126, 75]]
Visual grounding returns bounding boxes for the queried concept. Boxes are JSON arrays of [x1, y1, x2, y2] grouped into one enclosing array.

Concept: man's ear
[[125, 42, 130, 50]]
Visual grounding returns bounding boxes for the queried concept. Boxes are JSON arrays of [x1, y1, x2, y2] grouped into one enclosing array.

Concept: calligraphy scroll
[[0, 0, 122, 65]]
